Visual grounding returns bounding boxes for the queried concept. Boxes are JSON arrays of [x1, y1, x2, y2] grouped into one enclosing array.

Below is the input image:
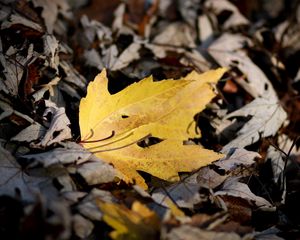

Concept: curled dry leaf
[[79, 68, 226, 188], [197, 148, 260, 189], [0, 43, 35, 96], [1, 12, 43, 32], [205, 0, 249, 29], [11, 122, 46, 143], [32, 0, 72, 34], [22, 142, 92, 167], [22, 142, 121, 186], [152, 174, 202, 209], [77, 188, 117, 221], [222, 97, 287, 152], [0, 146, 64, 201], [165, 225, 242, 240], [72, 214, 94, 239], [30, 101, 72, 147], [76, 155, 121, 186], [214, 178, 274, 210], [208, 33, 276, 99]]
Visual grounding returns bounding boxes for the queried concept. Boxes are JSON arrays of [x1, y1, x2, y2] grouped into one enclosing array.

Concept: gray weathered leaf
[[205, 0, 249, 29], [1, 13, 43, 32], [197, 148, 259, 189], [209, 33, 276, 99], [80, 15, 112, 45], [32, 0, 71, 34], [0, 43, 35, 96], [43, 34, 59, 71], [77, 189, 116, 221], [215, 148, 260, 171], [214, 178, 273, 209], [23, 142, 91, 167], [76, 155, 121, 185], [73, 214, 94, 239], [0, 146, 61, 201], [254, 227, 284, 240], [222, 98, 287, 152], [111, 42, 141, 71], [11, 122, 46, 142], [38, 101, 71, 147], [152, 174, 201, 209], [165, 225, 242, 240]]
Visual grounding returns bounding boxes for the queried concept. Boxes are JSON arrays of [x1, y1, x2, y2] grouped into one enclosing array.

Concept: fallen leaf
[[266, 146, 285, 184], [59, 60, 87, 100], [254, 227, 284, 240], [146, 22, 210, 71], [214, 148, 260, 172], [34, 100, 72, 147], [0, 43, 35, 96], [98, 201, 160, 240], [165, 225, 242, 240], [0, 146, 64, 201], [77, 188, 117, 221], [152, 173, 202, 209], [43, 34, 59, 71], [222, 98, 287, 152], [79, 68, 226, 188], [205, 0, 249, 29], [208, 33, 276, 99], [1, 12, 43, 32], [152, 22, 196, 49], [214, 178, 274, 210], [21, 142, 92, 167], [198, 14, 214, 42], [197, 148, 260, 189], [32, 0, 71, 34], [76, 156, 121, 186], [11, 122, 46, 143], [72, 214, 94, 239]]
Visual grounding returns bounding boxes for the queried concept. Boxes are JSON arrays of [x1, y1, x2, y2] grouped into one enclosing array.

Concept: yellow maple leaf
[[79, 68, 226, 188], [98, 201, 160, 240]]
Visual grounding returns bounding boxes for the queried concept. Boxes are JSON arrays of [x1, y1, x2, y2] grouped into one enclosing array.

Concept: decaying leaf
[[76, 156, 121, 186], [79, 68, 226, 188], [0, 43, 35, 96], [22, 142, 121, 186], [21, 142, 90, 167], [222, 98, 287, 152], [205, 0, 249, 29], [165, 225, 242, 240], [146, 22, 210, 72], [208, 33, 276, 99], [152, 173, 202, 209], [36, 100, 72, 147], [1, 12, 43, 32], [214, 178, 274, 210], [73, 214, 94, 239], [0, 146, 63, 201], [98, 201, 160, 240], [11, 122, 46, 143], [197, 148, 260, 189], [32, 0, 71, 34], [77, 188, 117, 221]]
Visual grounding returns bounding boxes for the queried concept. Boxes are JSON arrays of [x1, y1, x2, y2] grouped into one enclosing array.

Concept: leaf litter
[[0, 0, 300, 239]]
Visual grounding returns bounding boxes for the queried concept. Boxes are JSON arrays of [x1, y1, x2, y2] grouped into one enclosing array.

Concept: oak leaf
[[79, 68, 226, 188]]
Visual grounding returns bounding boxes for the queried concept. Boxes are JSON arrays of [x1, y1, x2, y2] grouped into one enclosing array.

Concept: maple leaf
[[79, 68, 226, 188], [98, 201, 160, 240]]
